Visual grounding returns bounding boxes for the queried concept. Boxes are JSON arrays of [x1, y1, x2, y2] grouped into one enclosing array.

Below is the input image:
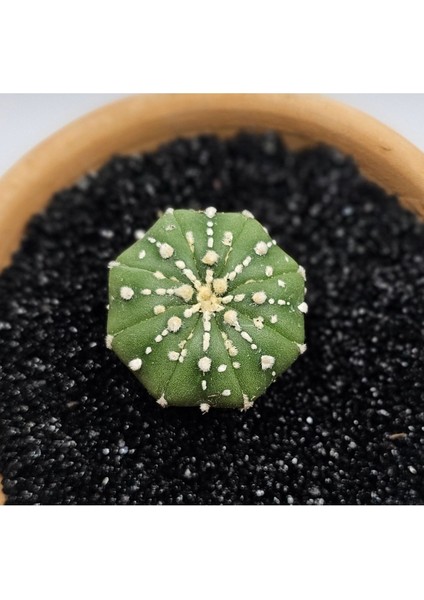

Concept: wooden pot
[[1, 94, 424, 504]]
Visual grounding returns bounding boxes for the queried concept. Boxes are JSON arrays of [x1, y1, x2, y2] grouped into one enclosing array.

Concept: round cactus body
[[107, 208, 307, 411]]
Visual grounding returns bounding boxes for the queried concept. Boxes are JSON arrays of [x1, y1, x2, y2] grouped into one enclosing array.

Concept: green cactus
[[106, 208, 307, 411]]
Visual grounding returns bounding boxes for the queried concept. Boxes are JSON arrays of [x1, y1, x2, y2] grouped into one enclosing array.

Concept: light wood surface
[[1, 94, 424, 504], [0, 477, 5, 505]]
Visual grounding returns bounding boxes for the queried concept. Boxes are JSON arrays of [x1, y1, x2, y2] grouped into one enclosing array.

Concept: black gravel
[[0, 132, 423, 505]]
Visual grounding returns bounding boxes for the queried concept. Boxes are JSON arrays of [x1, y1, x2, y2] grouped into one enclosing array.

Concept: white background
[[0, 94, 423, 177]]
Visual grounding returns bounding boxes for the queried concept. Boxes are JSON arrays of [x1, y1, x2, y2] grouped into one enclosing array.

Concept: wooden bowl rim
[[0, 93, 424, 272]]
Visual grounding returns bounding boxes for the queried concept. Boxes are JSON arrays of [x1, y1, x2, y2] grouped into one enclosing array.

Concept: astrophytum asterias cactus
[[106, 208, 307, 411]]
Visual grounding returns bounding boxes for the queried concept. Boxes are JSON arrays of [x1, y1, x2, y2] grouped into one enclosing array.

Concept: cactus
[[107, 208, 307, 411]]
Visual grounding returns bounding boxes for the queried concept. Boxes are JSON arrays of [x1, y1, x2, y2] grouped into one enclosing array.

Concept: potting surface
[[0, 132, 423, 504]]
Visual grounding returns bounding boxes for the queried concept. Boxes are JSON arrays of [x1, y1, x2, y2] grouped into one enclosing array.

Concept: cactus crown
[[107, 208, 306, 411]]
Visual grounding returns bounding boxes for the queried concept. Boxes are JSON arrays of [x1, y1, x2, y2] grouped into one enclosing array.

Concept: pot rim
[[1, 94, 424, 270]]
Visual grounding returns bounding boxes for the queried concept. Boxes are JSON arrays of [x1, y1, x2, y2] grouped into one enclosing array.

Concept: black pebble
[[0, 132, 423, 505]]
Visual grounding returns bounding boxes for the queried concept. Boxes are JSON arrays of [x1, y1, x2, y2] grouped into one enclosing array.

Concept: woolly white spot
[[241, 331, 253, 343], [217, 364, 227, 372], [203, 332, 211, 351], [254, 241, 268, 256], [155, 271, 166, 280], [252, 291, 267, 305], [159, 243, 174, 259], [175, 285, 194, 302], [233, 361, 240, 369], [265, 266, 273, 277], [206, 227, 213, 236], [234, 264, 243, 274], [156, 288, 166, 296], [207, 238, 214, 248], [224, 338, 238, 357], [277, 299, 286, 305], [243, 396, 254, 410], [278, 279, 286, 288], [297, 265, 306, 280], [157, 395, 168, 408], [105, 334, 114, 349], [120, 286, 134, 300], [200, 402, 210, 413], [270, 315, 278, 324], [253, 317, 264, 329], [268, 298, 275, 305], [165, 207, 174, 214], [234, 294, 245, 302], [138, 250, 146, 259], [213, 278, 228, 295], [251, 344, 257, 350], [134, 229, 145, 240], [165, 224, 175, 231], [198, 356, 212, 372], [167, 316, 182, 332], [128, 358, 142, 371], [155, 335, 163, 343], [243, 256, 252, 267], [261, 355, 275, 370], [222, 389, 231, 397], [141, 289, 152, 296], [154, 305, 166, 315], [224, 310, 238, 327], [242, 209, 254, 219], [182, 269, 199, 285], [297, 343, 307, 354], [175, 260, 186, 269], [147, 236, 156, 244], [222, 231, 233, 246], [108, 261, 120, 269], [202, 250, 219, 265], [184, 308, 193, 318], [205, 269, 213, 285], [201, 380, 207, 391], [186, 231, 195, 251], [298, 302, 308, 314], [168, 351, 179, 361], [205, 207, 217, 218], [222, 295, 234, 304]]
